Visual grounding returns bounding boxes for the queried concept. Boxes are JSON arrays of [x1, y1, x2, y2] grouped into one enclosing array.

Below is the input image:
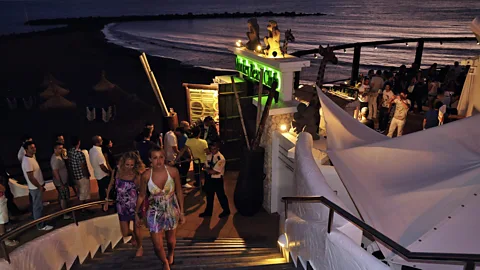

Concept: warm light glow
[[237, 40, 241, 43], [256, 45, 262, 51], [344, 81, 348, 84], [280, 124, 287, 131], [477, 42, 480, 45], [298, 84, 304, 89], [374, 46, 378, 50], [314, 54, 318, 59], [236, 41, 241, 47], [277, 233, 288, 248]]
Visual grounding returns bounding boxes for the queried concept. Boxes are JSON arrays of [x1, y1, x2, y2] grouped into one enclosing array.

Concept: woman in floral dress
[[135, 145, 185, 270], [105, 151, 145, 253]]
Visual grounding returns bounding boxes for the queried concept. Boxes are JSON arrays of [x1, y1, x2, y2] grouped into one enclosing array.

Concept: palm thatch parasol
[[40, 95, 76, 110], [41, 73, 64, 88], [93, 71, 116, 92], [40, 82, 70, 99]]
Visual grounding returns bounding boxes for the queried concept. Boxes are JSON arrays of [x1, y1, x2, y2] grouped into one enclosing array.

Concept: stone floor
[[3, 170, 280, 258]]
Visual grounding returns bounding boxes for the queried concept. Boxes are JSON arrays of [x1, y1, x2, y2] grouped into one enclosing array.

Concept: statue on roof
[[264, 20, 282, 58], [246, 18, 261, 51]]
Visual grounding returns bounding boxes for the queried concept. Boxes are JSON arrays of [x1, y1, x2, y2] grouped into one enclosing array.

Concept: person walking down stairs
[[135, 146, 186, 270]]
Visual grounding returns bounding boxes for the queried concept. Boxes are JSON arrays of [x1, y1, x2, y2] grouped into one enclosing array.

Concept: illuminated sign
[[235, 56, 281, 91]]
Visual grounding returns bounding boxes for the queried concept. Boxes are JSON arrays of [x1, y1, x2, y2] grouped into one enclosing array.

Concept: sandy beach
[[0, 25, 236, 170]]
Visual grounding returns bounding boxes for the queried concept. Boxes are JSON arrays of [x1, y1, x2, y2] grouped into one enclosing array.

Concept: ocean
[[1, 0, 480, 81]]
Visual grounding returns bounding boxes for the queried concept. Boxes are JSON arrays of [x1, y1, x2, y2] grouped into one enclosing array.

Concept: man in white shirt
[[387, 92, 411, 138], [164, 129, 179, 165], [199, 143, 230, 219], [17, 135, 34, 163], [89, 136, 111, 201], [21, 141, 53, 231], [357, 78, 370, 119], [369, 70, 384, 119], [378, 84, 395, 133]]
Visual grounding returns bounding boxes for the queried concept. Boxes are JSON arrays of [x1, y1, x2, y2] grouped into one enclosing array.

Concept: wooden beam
[[350, 46, 361, 86], [414, 40, 425, 67]]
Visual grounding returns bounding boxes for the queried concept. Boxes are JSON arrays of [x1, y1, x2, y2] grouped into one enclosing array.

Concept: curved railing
[[0, 200, 108, 263], [282, 196, 479, 270]]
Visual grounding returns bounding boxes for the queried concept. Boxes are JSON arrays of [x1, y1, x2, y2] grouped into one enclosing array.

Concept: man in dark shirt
[[136, 128, 156, 167], [199, 116, 219, 144], [134, 122, 160, 146], [423, 101, 443, 129]]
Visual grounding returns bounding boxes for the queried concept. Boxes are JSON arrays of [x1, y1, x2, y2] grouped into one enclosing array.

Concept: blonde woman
[[135, 145, 185, 270], [104, 152, 145, 251]]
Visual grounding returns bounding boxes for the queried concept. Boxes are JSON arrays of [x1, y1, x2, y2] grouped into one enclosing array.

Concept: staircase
[[72, 237, 295, 269]]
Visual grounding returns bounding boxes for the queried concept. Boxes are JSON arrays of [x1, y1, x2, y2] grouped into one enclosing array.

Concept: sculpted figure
[[263, 20, 281, 57], [246, 18, 261, 51]]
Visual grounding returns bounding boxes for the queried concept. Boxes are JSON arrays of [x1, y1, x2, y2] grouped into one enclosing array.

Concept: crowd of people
[[351, 61, 468, 136], [0, 116, 230, 270]]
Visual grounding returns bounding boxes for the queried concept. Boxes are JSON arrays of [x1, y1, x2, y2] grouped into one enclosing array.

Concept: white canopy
[[317, 88, 480, 269]]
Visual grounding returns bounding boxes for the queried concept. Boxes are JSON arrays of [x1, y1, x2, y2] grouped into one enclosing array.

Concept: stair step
[[72, 238, 292, 270]]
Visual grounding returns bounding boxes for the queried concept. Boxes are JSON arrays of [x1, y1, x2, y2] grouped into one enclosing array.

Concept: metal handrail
[[282, 196, 478, 270], [0, 200, 108, 263]]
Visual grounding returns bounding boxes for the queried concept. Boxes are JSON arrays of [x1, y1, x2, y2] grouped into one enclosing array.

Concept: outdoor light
[[236, 41, 241, 47], [374, 46, 378, 50], [256, 45, 262, 52], [314, 54, 318, 59], [278, 233, 288, 248], [344, 49, 347, 53], [477, 42, 480, 45], [280, 124, 287, 131], [406, 42, 409, 46]]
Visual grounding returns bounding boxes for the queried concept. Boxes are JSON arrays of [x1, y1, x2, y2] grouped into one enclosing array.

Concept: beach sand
[[0, 26, 236, 171]]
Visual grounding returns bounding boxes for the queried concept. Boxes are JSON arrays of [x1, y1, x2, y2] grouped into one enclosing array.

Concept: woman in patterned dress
[[135, 145, 185, 270], [104, 152, 145, 253]]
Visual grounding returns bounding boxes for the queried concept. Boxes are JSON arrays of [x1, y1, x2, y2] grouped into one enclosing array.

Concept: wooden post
[[251, 82, 277, 150], [231, 76, 250, 151], [415, 40, 425, 67], [350, 45, 361, 86], [256, 70, 264, 132], [139, 53, 168, 116]]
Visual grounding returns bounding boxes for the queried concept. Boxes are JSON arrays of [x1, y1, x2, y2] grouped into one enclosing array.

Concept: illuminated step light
[[314, 54, 318, 59], [374, 46, 378, 50], [277, 233, 288, 248], [256, 45, 262, 52]]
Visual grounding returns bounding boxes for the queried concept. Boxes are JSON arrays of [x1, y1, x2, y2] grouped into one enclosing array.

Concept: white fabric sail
[[316, 86, 388, 150], [318, 88, 480, 269]]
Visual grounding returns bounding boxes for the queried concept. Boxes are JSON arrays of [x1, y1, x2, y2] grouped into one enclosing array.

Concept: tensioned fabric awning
[[317, 88, 480, 269]]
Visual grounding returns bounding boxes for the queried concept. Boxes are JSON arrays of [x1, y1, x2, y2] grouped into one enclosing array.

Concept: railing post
[[284, 200, 288, 220], [414, 40, 424, 67], [350, 45, 361, 86], [1, 241, 10, 263], [464, 261, 475, 270], [72, 210, 78, 226], [327, 208, 334, 233]]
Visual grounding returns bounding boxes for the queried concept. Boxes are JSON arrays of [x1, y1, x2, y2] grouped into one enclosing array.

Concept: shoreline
[[26, 11, 326, 26], [0, 25, 237, 168]]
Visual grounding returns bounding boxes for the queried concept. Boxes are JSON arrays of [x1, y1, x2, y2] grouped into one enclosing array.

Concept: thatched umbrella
[[40, 82, 70, 99], [93, 71, 116, 92], [41, 73, 64, 88], [40, 95, 76, 110]]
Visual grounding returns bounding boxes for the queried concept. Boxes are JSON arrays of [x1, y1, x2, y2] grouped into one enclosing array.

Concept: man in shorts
[[68, 136, 91, 205], [50, 142, 72, 219]]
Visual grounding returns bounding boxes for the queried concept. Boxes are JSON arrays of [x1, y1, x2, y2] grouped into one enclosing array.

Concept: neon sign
[[235, 56, 281, 91]]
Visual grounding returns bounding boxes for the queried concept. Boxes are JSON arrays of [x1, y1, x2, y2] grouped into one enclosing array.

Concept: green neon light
[[235, 56, 281, 91]]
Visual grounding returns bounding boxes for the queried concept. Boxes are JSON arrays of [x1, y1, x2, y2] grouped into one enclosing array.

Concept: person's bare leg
[[165, 229, 176, 264], [134, 224, 143, 256], [151, 231, 170, 270], [119, 221, 129, 237]]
